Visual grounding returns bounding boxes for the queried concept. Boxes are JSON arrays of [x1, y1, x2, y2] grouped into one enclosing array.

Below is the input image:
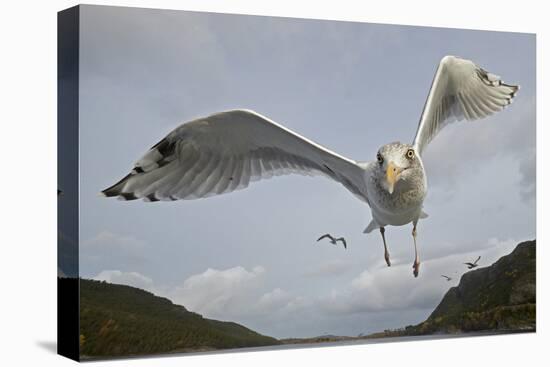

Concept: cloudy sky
[[73, 5, 535, 339]]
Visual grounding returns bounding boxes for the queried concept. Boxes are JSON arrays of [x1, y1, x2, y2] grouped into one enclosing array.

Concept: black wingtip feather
[[120, 192, 139, 201], [146, 193, 160, 202], [151, 138, 176, 157], [504, 83, 520, 98], [101, 173, 133, 197]]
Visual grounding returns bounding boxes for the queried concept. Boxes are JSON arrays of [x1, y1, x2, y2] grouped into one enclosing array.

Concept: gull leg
[[379, 227, 391, 267], [412, 223, 420, 277]]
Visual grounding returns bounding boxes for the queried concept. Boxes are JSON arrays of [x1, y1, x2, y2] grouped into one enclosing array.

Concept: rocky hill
[[403, 240, 536, 334], [77, 278, 279, 358]]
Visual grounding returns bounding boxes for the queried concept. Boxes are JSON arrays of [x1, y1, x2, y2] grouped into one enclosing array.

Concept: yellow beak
[[386, 161, 404, 194]]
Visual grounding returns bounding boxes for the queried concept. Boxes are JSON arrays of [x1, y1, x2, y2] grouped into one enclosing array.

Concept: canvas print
[[58, 4, 536, 361]]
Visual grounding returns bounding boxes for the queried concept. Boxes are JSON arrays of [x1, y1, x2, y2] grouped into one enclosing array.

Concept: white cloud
[[89, 264, 305, 330], [256, 288, 293, 312], [318, 237, 519, 315], [166, 266, 266, 318], [303, 259, 351, 278], [157, 265, 311, 332], [93, 270, 154, 291]]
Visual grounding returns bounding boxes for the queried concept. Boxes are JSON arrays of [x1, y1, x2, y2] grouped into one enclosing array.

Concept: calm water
[[235, 330, 533, 352], [85, 330, 533, 362]]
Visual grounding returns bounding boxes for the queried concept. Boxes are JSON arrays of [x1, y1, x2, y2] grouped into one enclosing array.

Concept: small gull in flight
[[441, 275, 452, 281], [464, 256, 481, 269], [317, 234, 347, 249], [102, 56, 518, 278]]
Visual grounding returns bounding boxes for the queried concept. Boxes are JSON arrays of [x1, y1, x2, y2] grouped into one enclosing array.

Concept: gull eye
[[377, 152, 383, 165], [406, 149, 415, 159]]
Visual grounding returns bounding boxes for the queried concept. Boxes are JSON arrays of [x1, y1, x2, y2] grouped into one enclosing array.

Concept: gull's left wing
[[412, 56, 519, 155]]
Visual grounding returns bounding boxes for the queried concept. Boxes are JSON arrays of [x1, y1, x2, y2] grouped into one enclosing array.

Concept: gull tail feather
[[363, 220, 378, 234]]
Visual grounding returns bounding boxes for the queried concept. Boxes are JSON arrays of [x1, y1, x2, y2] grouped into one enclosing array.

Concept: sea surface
[[86, 330, 533, 362]]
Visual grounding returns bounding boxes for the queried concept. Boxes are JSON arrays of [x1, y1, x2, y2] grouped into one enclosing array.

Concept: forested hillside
[[78, 279, 279, 358]]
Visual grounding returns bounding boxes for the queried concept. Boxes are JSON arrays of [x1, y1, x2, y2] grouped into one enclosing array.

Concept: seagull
[[441, 275, 452, 281], [101, 56, 518, 278], [317, 234, 347, 249], [464, 256, 481, 269]]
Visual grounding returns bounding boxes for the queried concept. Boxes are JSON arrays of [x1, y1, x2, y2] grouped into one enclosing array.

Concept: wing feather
[[238, 157, 251, 190], [413, 56, 519, 155], [250, 156, 262, 180], [216, 155, 235, 195], [102, 110, 368, 203]]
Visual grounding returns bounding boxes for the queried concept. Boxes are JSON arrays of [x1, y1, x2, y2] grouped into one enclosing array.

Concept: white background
[[0, 0, 546, 366]]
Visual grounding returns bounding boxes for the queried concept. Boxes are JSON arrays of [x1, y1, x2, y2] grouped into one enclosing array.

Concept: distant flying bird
[[317, 234, 347, 249], [102, 56, 518, 278], [441, 275, 452, 281], [464, 256, 481, 269]]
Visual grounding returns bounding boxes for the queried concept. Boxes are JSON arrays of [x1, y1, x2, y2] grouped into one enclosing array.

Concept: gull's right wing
[[102, 109, 368, 203]]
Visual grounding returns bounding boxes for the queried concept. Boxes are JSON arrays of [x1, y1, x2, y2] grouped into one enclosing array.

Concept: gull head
[[376, 142, 422, 195]]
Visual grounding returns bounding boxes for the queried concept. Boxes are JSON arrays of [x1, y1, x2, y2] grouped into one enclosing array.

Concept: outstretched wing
[[337, 238, 347, 249], [102, 110, 368, 202], [474, 256, 481, 265], [412, 56, 519, 155], [317, 234, 333, 242]]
